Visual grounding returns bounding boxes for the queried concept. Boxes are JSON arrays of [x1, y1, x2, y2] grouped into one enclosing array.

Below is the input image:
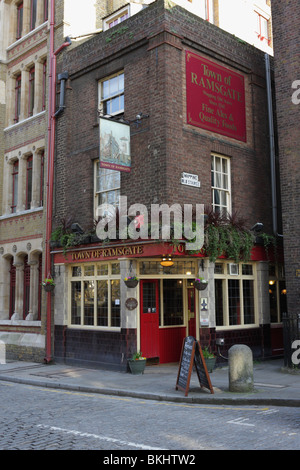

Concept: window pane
[[111, 280, 120, 327], [143, 282, 156, 313], [269, 281, 277, 322], [97, 264, 108, 276], [163, 279, 183, 326], [102, 80, 110, 100], [26, 158, 33, 209], [243, 280, 254, 324], [97, 280, 108, 326], [84, 265, 94, 276], [71, 281, 81, 324], [111, 263, 120, 274], [72, 266, 82, 277], [279, 281, 287, 322], [83, 280, 94, 325], [215, 279, 224, 326], [111, 96, 121, 114], [228, 279, 241, 325], [242, 264, 253, 275], [109, 76, 119, 96], [118, 73, 124, 93]]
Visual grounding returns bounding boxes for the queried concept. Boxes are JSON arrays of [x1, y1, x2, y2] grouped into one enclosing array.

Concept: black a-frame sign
[[176, 336, 214, 396]]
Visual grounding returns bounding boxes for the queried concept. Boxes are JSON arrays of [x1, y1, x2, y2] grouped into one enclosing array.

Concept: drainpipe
[[44, 0, 71, 363], [265, 53, 280, 237]]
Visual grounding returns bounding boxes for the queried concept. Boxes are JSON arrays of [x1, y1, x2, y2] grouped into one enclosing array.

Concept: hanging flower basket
[[194, 277, 208, 291], [41, 278, 55, 292], [124, 277, 139, 288]]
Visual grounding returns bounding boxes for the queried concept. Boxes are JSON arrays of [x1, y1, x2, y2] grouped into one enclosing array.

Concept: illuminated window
[[70, 263, 121, 328], [215, 262, 256, 327]]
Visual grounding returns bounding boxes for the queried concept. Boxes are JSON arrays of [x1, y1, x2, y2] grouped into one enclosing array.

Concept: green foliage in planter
[[51, 217, 94, 257], [185, 209, 254, 263]]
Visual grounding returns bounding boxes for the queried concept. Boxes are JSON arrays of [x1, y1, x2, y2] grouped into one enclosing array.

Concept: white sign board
[[181, 172, 200, 188]]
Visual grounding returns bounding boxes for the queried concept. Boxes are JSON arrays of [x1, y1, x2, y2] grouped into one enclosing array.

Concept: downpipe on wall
[[44, 0, 71, 363]]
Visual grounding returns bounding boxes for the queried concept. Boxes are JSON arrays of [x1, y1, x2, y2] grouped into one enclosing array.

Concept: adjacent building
[[272, 0, 300, 367]]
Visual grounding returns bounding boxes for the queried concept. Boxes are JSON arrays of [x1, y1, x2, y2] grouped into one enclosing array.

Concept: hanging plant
[[194, 277, 208, 291], [124, 276, 139, 288], [41, 277, 55, 292]]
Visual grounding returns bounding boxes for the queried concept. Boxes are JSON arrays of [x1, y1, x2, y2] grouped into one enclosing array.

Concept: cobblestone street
[[1, 381, 299, 451]]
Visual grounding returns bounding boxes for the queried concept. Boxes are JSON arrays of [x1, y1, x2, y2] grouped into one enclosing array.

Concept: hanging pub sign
[[186, 51, 246, 142], [99, 117, 131, 172]]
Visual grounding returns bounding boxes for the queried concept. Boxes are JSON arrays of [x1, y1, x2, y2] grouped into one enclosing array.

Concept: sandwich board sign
[[176, 336, 214, 396]]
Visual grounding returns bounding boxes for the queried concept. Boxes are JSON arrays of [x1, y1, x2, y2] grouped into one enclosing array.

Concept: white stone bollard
[[228, 344, 254, 392]]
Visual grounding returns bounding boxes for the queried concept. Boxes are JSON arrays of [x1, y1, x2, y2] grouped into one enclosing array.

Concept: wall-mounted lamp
[[269, 280, 275, 285], [160, 255, 174, 267]]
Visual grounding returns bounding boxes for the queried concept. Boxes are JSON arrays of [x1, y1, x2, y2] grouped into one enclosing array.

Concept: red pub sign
[[186, 51, 246, 142]]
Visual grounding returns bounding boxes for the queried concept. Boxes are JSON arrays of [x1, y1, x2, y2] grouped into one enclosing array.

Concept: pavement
[[0, 358, 299, 407]]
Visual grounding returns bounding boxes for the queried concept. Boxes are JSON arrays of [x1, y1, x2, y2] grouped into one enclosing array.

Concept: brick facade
[[51, 0, 280, 369], [272, 0, 300, 320]]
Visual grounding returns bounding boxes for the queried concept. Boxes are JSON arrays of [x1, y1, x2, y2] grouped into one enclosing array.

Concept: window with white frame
[[103, 6, 129, 30], [214, 262, 257, 327], [255, 11, 271, 45], [211, 154, 231, 214], [94, 162, 120, 217], [98, 71, 124, 117], [70, 262, 121, 328]]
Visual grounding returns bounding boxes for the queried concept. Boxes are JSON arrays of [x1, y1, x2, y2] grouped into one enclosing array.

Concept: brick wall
[[55, 0, 273, 235], [272, 0, 300, 318]]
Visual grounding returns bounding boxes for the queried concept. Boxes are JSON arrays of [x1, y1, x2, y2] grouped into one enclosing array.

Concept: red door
[[140, 280, 159, 359]]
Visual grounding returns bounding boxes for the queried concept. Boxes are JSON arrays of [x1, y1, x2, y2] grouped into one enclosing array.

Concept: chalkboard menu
[[176, 336, 214, 396]]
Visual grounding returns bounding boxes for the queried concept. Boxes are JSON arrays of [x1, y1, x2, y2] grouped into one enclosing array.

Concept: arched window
[[16, 2, 23, 40], [23, 256, 30, 319], [11, 160, 19, 213], [9, 259, 16, 319], [26, 156, 33, 210]]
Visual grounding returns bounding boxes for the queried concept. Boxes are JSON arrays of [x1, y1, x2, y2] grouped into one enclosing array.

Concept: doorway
[[140, 279, 159, 359]]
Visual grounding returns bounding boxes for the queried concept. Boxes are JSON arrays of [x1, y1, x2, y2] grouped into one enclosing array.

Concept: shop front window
[[70, 262, 120, 328], [214, 262, 256, 327]]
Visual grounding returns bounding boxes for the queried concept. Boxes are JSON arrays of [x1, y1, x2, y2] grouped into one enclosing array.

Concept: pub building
[[51, 0, 285, 371]]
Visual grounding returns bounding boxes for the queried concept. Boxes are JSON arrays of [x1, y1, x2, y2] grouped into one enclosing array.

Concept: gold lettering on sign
[[71, 245, 144, 261]]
